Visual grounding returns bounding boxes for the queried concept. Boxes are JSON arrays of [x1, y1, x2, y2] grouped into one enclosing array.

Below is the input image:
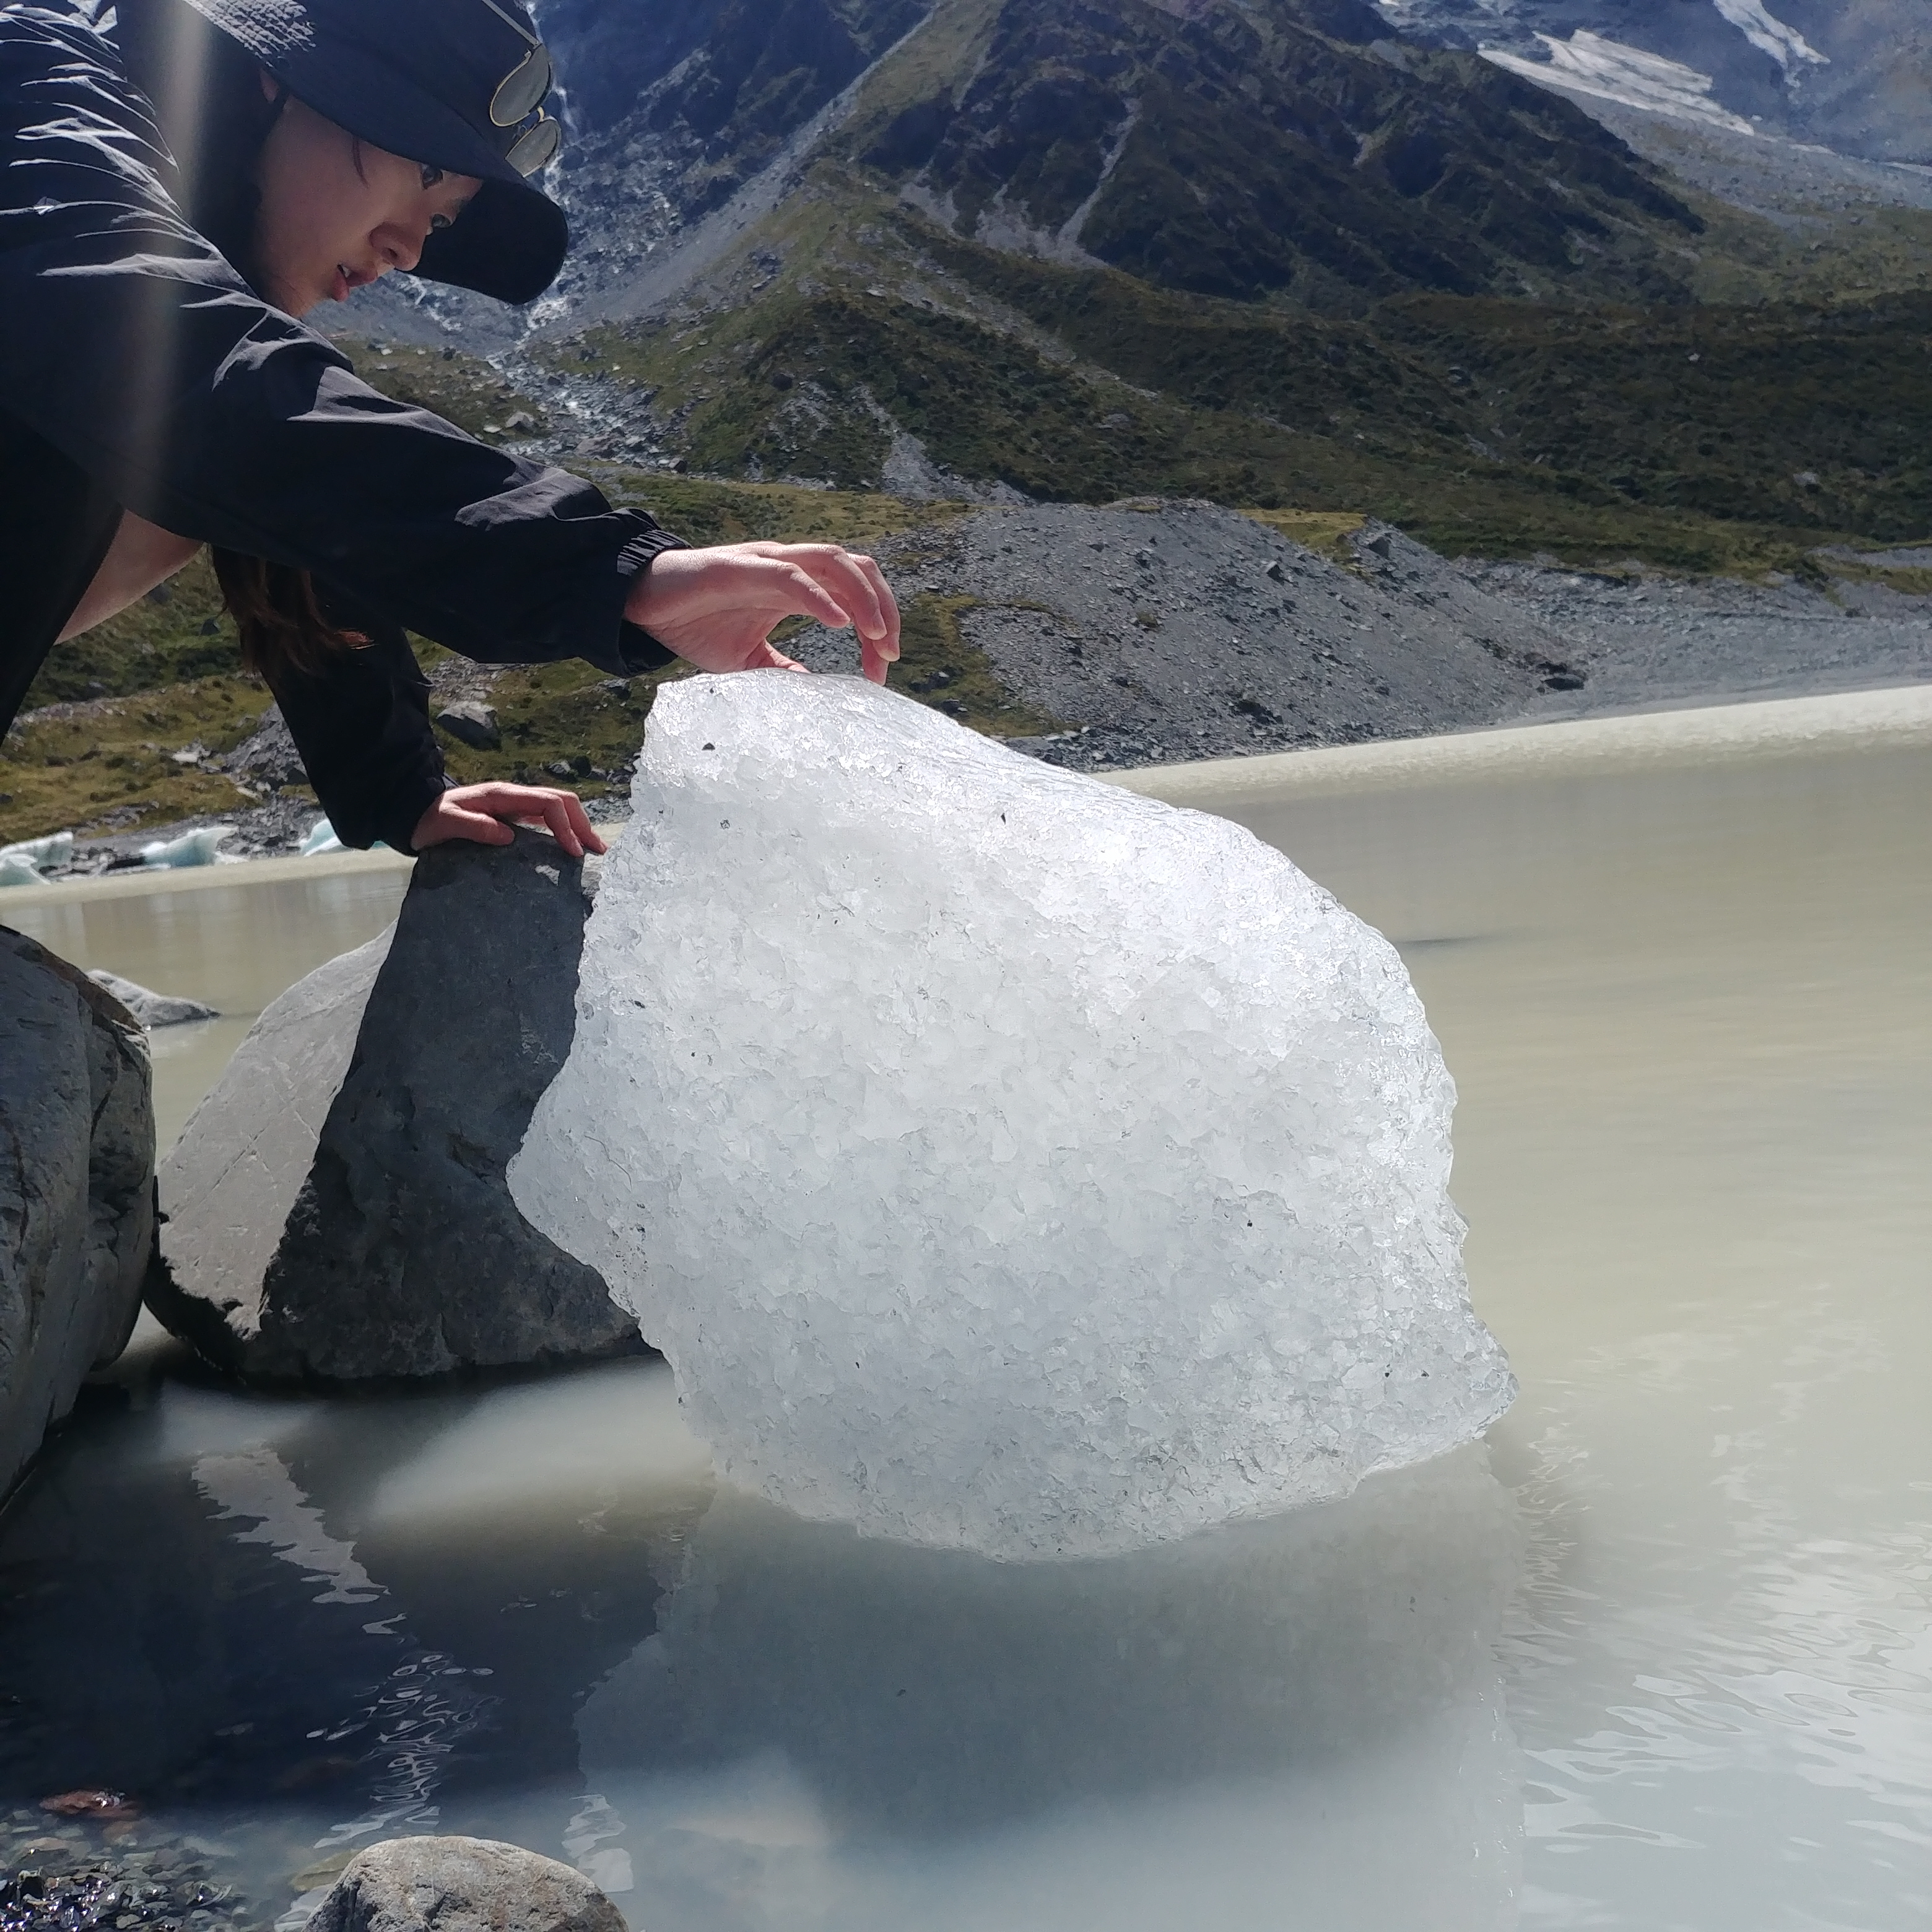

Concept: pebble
[[1, 1818, 260, 1932]]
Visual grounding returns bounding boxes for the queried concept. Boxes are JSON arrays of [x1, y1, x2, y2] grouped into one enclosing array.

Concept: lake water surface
[[2, 697, 1927, 1931]]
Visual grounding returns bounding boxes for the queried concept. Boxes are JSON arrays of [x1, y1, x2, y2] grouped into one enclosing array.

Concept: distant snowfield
[[1388, 0, 1827, 86], [1708, 0, 1825, 74], [1479, 30, 1756, 137]]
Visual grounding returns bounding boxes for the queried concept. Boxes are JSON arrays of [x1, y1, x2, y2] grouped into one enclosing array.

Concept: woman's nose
[[376, 222, 426, 275]]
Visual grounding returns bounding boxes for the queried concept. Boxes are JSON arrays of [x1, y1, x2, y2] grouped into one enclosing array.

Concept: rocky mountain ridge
[[370, 0, 1723, 342]]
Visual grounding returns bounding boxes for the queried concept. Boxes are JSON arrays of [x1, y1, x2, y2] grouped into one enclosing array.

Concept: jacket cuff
[[612, 520, 689, 674], [380, 772, 455, 857], [617, 620, 679, 673]]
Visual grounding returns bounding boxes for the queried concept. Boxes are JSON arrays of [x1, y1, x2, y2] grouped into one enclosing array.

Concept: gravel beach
[[790, 501, 1932, 773]]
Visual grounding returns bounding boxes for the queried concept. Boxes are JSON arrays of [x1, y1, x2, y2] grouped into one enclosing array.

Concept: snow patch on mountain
[[1383, 0, 1925, 164], [1481, 32, 1755, 137], [1710, 0, 1825, 74]]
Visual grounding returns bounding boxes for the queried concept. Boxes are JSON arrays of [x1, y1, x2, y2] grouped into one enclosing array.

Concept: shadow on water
[[0, 1346, 1525, 1931], [0, 1352, 698, 1895]]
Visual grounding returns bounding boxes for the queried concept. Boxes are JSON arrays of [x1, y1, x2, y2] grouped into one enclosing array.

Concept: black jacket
[[0, 0, 681, 850]]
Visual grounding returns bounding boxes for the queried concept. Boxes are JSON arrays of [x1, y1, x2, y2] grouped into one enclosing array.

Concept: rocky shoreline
[[9, 504, 1929, 882], [1, 1822, 622, 1932], [1, 1810, 261, 1932]]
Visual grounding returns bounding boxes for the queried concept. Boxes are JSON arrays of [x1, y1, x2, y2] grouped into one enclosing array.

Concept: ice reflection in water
[[194, 1447, 389, 1615], [575, 1445, 1523, 1931], [0, 1360, 687, 1913], [189, 1442, 505, 1908]]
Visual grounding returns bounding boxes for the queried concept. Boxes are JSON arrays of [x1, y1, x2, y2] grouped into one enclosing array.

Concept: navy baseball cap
[[176, 0, 570, 303]]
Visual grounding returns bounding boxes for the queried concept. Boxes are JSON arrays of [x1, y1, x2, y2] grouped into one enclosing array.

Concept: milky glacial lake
[[2, 692, 1927, 1932]]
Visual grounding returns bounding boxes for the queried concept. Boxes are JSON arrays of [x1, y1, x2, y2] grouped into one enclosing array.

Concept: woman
[[0, 0, 899, 859]]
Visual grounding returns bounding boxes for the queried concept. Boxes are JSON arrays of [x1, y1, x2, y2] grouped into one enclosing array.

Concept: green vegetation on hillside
[[585, 470, 954, 546], [0, 676, 273, 846], [560, 177, 1931, 573], [1686, 200, 1932, 308], [416, 650, 674, 798], [1376, 293, 1932, 536], [330, 337, 547, 440], [22, 555, 244, 706]]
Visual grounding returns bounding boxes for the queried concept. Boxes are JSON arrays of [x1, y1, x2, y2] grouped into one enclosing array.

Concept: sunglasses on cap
[[476, 0, 562, 174]]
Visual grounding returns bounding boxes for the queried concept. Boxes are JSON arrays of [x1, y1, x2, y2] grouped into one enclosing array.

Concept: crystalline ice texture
[[508, 673, 1516, 1559]]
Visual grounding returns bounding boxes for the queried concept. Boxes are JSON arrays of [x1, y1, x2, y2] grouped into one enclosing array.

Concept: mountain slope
[[531, 0, 932, 307], [833, 0, 1705, 308], [542, 189, 1932, 565], [515, 0, 1710, 317]]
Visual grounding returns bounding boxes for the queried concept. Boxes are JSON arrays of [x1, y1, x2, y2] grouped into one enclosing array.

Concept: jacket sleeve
[[266, 622, 451, 855], [0, 4, 683, 672], [271, 610, 681, 855]]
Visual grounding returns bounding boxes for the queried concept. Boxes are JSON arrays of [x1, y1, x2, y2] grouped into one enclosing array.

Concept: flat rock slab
[[308, 1837, 624, 1932], [87, 969, 220, 1027], [146, 830, 642, 1383], [1, 928, 154, 1500]]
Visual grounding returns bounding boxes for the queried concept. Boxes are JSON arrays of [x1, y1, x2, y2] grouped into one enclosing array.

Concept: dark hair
[[209, 554, 370, 677], [117, 0, 369, 681]]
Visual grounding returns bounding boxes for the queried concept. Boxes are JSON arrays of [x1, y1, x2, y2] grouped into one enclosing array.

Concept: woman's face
[[252, 84, 481, 316]]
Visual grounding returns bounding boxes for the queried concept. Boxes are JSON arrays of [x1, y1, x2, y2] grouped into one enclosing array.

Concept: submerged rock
[[307, 1838, 624, 1932], [0, 1835, 262, 1932], [86, 970, 220, 1028], [0, 928, 154, 1500], [146, 830, 640, 1383], [511, 674, 1516, 1559]]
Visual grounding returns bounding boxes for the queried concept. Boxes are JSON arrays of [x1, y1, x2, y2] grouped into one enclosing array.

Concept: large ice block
[[509, 673, 1514, 1558]]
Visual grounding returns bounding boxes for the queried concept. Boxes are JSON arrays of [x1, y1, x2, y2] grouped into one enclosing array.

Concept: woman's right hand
[[624, 542, 902, 684]]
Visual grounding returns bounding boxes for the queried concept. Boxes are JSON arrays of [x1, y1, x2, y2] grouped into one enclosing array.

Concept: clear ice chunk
[[508, 673, 1515, 1559], [140, 825, 230, 868]]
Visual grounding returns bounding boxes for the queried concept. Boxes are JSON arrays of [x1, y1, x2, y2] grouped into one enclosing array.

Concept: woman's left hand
[[411, 782, 607, 859], [625, 542, 902, 683]]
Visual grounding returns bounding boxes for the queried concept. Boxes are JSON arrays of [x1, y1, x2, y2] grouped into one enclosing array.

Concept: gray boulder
[[307, 1837, 624, 1932], [145, 829, 643, 1383], [435, 699, 502, 751], [87, 969, 220, 1027], [1, 927, 155, 1500]]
